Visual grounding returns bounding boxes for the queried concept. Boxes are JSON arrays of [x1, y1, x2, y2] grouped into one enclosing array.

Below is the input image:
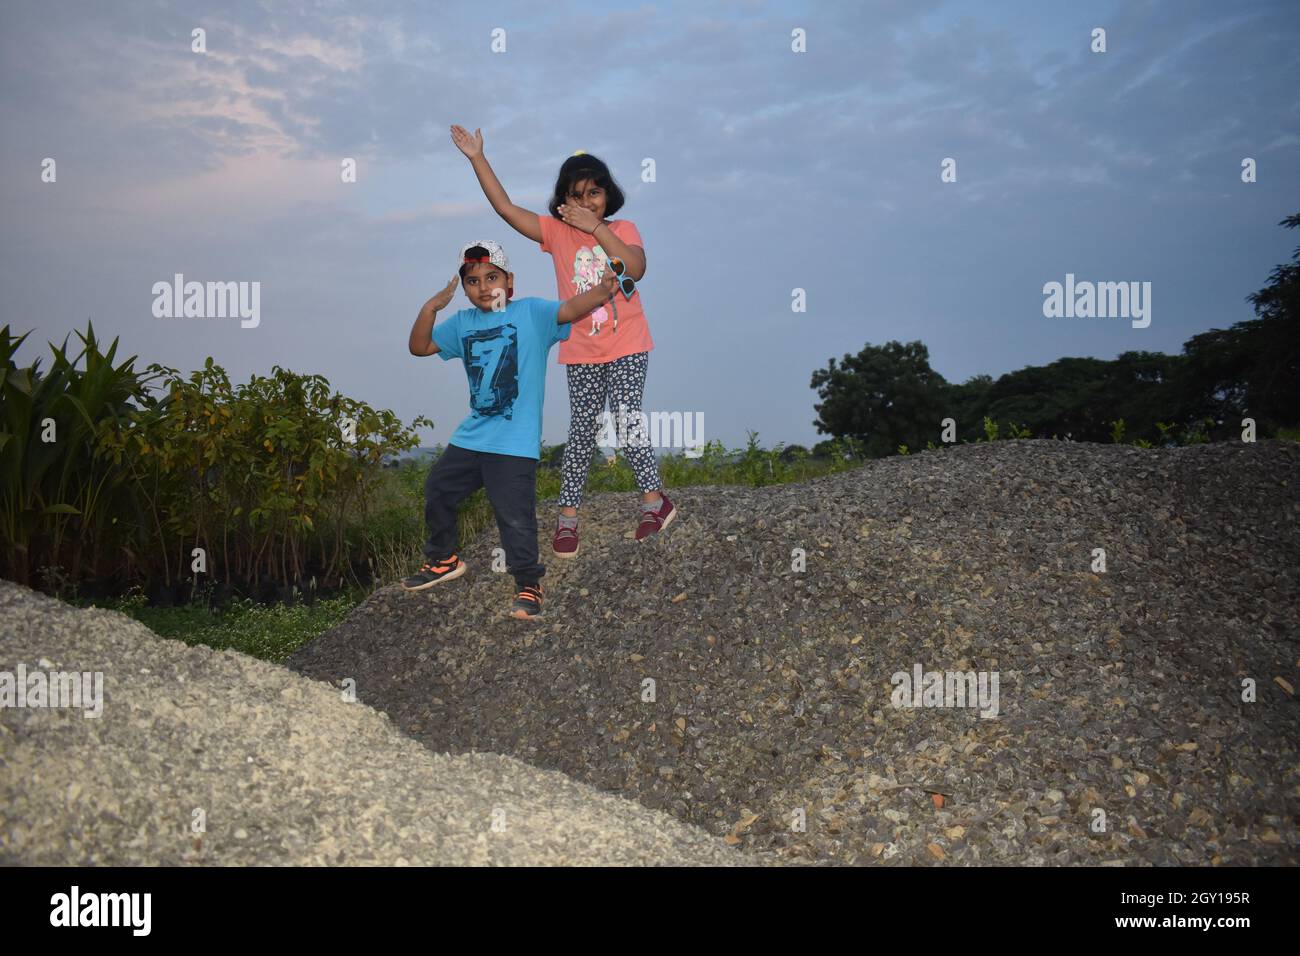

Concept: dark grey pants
[[422, 443, 543, 586]]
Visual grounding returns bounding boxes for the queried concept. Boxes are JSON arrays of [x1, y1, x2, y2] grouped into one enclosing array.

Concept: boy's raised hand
[[450, 124, 483, 159], [428, 275, 460, 312], [560, 271, 620, 324]]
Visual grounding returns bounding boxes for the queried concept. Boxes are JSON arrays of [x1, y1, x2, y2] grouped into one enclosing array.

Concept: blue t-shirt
[[432, 297, 571, 460]]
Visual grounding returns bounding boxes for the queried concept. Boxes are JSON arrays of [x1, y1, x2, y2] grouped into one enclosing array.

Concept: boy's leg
[[422, 444, 484, 562], [481, 452, 544, 586], [559, 361, 613, 511]]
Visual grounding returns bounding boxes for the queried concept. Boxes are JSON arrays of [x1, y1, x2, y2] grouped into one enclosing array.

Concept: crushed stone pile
[[289, 439, 1300, 865], [0, 583, 751, 865]]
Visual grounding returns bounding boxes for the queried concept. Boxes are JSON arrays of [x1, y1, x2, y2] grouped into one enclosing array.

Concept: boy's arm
[[409, 276, 459, 356], [557, 273, 619, 325], [451, 125, 544, 243]]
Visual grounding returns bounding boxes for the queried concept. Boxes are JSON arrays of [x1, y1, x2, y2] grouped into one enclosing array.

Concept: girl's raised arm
[[450, 125, 543, 243]]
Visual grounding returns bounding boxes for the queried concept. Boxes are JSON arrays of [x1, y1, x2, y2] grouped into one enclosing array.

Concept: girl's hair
[[547, 154, 625, 220]]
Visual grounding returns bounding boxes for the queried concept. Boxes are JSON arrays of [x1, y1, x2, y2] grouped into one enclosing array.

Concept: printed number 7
[[469, 337, 507, 407]]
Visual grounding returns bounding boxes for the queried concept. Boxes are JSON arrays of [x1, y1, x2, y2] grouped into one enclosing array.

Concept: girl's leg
[[559, 361, 611, 514], [608, 351, 662, 502]]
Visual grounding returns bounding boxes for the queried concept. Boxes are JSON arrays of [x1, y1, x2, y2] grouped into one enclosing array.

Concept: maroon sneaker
[[553, 517, 579, 558], [635, 494, 677, 541]]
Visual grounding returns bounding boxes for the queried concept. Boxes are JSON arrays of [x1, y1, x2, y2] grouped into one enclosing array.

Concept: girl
[[450, 125, 676, 557]]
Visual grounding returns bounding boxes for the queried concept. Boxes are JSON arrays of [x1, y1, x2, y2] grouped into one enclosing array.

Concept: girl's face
[[567, 178, 607, 219]]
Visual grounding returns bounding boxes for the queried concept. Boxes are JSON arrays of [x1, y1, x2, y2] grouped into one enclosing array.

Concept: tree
[[1177, 212, 1300, 433], [807, 212, 1299, 450], [945, 373, 993, 438], [973, 353, 1186, 443], [810, 341, 949, 457]]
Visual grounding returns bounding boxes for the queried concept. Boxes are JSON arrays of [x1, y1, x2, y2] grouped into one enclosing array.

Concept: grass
[[71, 589, 362, 665]]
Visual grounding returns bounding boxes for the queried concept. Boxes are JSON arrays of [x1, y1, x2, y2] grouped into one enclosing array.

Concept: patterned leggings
[[560, 351, 661, 507]]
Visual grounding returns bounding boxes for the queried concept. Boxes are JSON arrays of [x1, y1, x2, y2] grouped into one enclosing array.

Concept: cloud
[[2, 0, 1298, 449], [108, 154, 343, 221], [376, 201, 486, 224]]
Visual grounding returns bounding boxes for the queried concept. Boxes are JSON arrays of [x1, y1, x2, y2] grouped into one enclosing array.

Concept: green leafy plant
[[1183, 416, 1215, 444], [0, 323, 160, 586], [6, 323, 429, 594]]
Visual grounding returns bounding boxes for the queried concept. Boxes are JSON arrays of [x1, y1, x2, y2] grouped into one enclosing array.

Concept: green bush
[[2, 323, 428, 593], [0, 323, 160, 586]]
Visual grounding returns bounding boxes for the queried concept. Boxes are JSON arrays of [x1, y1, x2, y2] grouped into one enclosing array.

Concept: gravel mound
[[289, 439, 1300, 865], [0, 583, 750, 865]]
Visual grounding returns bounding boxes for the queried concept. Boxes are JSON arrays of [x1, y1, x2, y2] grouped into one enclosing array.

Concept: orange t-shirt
[[537, 214, 655, 365]]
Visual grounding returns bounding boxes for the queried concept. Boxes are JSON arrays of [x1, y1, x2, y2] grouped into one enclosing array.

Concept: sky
[[2, 0, 1298, 451]]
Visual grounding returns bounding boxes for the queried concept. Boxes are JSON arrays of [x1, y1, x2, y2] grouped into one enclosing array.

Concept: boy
[[403, 239, 617, 620]]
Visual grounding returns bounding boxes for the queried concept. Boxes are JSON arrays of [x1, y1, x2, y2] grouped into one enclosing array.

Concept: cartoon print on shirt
[[571, 244, 614, 336], [573, 248, 598, 288]]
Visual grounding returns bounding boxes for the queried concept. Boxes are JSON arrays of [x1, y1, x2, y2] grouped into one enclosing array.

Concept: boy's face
[[461, 261, 512, 311], [568, 178, 607, 219]]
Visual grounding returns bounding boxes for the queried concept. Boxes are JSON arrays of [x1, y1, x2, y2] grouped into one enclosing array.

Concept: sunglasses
[[607, 257, 636, 299]]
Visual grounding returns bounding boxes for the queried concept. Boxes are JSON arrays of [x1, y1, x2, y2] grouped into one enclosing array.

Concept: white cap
[[458, 239, 509, 272]]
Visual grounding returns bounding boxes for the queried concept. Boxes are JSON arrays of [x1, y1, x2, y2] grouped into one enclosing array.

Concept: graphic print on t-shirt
[[464, 324, 519, 419], [571, 244, 613, 335]]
